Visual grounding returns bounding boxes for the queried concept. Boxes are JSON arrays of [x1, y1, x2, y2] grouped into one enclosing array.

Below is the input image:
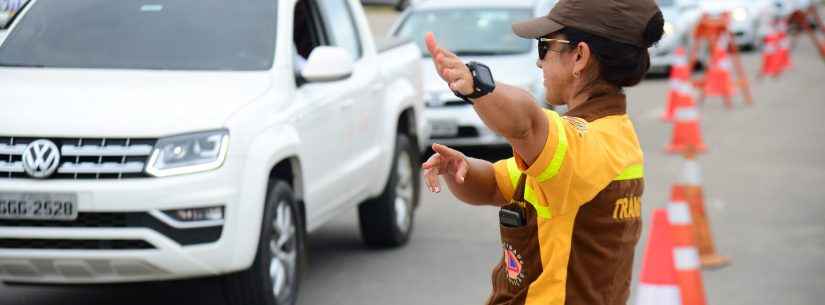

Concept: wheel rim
[[269, 199, 297, 301], [394, 150, 414, 234]]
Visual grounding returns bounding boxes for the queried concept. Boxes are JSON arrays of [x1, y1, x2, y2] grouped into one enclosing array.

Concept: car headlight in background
[[732, 7, 748, 22], [146, 129, 229, 177]]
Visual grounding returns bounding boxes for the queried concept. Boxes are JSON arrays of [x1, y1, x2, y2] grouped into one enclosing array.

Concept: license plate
[[0, 193, 78, 221], [430, 119, 458, 137]]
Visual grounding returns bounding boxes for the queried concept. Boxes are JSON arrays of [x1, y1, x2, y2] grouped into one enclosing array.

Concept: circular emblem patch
[[503, 243, 525, 287]]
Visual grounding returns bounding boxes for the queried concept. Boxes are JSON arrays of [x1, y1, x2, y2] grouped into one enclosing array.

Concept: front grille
[[0, 238, 155, 250], [0, 212, 223, 246], [0, 136, 156, 180]]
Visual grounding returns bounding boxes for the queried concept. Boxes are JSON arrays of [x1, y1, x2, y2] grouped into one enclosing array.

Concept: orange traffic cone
[[777, 26, 792, 73], [636, 209, 680, 305], [703, 38, 735, 108], [662, 48, 694, 122], [667, 197, 708, 305], [666, 104, 706, 155], [681, 158, 730, 269], [760, 31, 782, 78]]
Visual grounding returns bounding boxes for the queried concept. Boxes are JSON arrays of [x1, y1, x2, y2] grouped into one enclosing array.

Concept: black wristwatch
[[453, 61, 496, 104]]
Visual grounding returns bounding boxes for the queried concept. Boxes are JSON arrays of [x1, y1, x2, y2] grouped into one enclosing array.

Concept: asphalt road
[[3, 6, 824, 305]]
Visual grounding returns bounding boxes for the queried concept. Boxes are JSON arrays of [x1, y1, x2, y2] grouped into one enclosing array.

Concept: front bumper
[[424, 105, 508, 147], [0, 168, 251, 284]]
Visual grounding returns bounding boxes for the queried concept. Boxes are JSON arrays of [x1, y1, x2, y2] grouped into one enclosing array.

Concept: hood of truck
[[0, 68, 272, 137]]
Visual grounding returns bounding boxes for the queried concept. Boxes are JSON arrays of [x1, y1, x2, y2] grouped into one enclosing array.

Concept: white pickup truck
[[0, 0, 425, 304]]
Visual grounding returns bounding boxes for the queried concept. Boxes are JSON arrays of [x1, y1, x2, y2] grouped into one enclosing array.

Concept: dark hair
[[560, 11, 665, 88]]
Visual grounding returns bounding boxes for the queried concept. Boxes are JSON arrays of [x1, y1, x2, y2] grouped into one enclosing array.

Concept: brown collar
[[563, 93, 627, 122]]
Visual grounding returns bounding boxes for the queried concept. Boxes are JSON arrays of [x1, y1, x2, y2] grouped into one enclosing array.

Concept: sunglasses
[[538, 38, 573, 60]]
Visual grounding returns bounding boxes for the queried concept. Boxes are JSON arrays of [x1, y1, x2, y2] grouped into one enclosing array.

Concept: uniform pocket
[[497, 210, 539, 293]]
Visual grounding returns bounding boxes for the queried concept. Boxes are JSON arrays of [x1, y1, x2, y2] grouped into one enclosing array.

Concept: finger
[[454, 159, 469, 184], [432, 143, 462, 160], [424, 167, 442, 193], [422, 154, 442, 169], [425, 32, 439, 57]]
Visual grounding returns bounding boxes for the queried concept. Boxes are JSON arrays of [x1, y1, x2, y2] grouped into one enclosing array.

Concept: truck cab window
[[317, 0, 362, 60], [293, 0, 327, 85]]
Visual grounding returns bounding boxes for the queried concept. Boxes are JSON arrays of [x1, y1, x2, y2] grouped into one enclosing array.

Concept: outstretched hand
[[425, 32, 474, 96], [422, 143, 469, 193]]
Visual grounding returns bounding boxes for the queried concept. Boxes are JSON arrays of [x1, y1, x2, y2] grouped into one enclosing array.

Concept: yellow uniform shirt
[[486, 94, 644, 305]]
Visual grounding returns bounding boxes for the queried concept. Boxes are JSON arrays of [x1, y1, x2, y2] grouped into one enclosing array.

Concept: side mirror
[[301, 46, 354, 83]]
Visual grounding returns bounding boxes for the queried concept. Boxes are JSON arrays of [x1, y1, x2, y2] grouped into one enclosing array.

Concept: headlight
[[146, 129, 229, 177], [732, 7, 748, 22]]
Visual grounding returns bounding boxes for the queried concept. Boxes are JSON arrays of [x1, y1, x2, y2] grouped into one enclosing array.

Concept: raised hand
[[422, 143, 470, 193], [425, 32, 474, 96]]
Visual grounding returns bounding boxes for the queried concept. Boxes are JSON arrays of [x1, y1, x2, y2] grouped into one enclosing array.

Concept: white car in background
[[389, 0, 556, 148], [700, 0, 771, 49], [649, 0, 703, 73]]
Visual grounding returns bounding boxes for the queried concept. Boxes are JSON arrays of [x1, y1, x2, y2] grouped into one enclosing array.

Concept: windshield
[[0, 0, 277, 70], [394, 8, 533, 57]]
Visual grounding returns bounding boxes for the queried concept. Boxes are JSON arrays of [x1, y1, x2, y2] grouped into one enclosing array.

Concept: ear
[[573, 42, 591, 77]]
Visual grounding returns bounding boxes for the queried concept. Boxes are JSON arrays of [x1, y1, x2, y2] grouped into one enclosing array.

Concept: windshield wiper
[[0, 62, 46, 68]]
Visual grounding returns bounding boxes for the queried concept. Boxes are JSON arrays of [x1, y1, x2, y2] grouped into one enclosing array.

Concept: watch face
[[475, 65, 494, 86]]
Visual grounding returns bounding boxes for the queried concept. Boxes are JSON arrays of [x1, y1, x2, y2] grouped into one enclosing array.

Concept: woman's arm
[[426, 33, 549, 165], [422, 144, 507, 206]]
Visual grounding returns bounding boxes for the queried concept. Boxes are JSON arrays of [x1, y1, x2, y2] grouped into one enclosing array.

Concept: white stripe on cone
[[667, 201, 692, 225], [669, 79, 683, 90], [674, 246, 701, 271], [681, 160, 702, 186], [636, 283, 682, 305], [719, 58, 733, 71], [675, 107, 699, 121]]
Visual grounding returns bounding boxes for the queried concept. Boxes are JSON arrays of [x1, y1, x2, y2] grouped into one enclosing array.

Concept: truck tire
[[358, 134, 420, 247], [223, 181, 304, 305]]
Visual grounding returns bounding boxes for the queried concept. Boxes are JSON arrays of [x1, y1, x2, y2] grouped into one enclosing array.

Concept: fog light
[[166, 206, 224, 222], [151, 206, 225, 229]]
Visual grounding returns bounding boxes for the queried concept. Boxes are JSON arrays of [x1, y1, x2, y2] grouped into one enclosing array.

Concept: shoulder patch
[[563, 116, 589, 136]]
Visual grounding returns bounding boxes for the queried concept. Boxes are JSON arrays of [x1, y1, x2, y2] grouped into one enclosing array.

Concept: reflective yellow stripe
[[506, 158, 552, 219], [506, 158, 520, 187], [524, 186, 552, 219], [537, 111, 569, 182], [614, 164, 644, 181]]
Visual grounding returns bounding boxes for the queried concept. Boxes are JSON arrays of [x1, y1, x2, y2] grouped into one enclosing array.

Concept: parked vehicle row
[[0, 1, 425, 305]]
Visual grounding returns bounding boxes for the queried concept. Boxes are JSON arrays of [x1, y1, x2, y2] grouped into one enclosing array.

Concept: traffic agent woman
[[422, 0, 664, 304]]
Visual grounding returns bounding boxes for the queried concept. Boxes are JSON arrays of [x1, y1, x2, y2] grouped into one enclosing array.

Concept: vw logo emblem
[[22, 139, 61, 179]]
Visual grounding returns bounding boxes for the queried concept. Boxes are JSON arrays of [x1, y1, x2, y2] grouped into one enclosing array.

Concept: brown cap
[[512, 0, 661, 48]]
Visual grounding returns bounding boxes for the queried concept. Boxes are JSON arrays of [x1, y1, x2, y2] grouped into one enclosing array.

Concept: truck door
[[316, 0, 382, 200]]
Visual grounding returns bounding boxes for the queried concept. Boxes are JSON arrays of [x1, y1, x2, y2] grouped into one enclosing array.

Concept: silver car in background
[[649, 0, 703, 73], [388, 0, 556, 147]]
